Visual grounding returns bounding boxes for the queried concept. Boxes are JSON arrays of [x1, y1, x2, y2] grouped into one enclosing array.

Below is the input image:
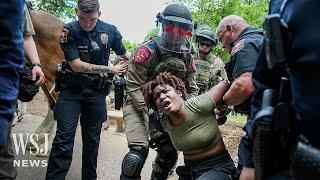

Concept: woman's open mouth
[[162, 101, 170, 108]]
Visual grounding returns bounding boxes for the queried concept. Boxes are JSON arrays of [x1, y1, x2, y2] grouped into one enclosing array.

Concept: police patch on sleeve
[[60, 28, 68, 43], [100, 33, 108, 44], [133, 46, 151, 64], [231, 39, 245, 56]]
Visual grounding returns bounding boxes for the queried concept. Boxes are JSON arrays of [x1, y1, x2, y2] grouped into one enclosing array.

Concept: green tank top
[[161, 93, 222, 154]]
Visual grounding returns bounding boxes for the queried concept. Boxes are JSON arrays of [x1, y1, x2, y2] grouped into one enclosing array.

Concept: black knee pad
[[121, 146, 149, 179], [151, 149, 178, 179]]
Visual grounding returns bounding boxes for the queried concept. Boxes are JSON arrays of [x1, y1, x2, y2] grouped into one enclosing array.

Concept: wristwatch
[[32, 63, 41, 68]]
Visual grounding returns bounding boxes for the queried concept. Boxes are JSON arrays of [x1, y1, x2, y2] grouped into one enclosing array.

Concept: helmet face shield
[[158, 16, 194, 53]]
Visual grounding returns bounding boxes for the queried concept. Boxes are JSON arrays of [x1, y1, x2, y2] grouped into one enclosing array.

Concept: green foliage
[[227, 114, 248, 123], [30, 0, 76, 21], [173, 0, 269, 62], [143, 28, 159, 42], [123, 40, 139, 53]]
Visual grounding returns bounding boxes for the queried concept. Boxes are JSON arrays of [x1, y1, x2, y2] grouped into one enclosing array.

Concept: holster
[[291, 135, 320, 180], [253, 108, 275, 180], [113, 76, 126, 110], [92, 73, 111, 93]]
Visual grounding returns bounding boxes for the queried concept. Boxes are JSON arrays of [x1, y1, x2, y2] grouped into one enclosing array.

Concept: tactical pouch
[[18, 66, 40, 102], [253, 89, 277, 180], [291, 135, 320, 180], [92, 73, 109, 91], [253, 111, 275, 180]]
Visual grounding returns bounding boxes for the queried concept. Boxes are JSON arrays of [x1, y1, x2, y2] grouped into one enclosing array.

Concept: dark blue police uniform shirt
[[0, 0, 24, 148], [60, 19, 126, 65], [244, 0, 320, 168], [240, 0, 285, 168], [227, 27, 263, 80], [226, 27, 263, 115], [224, 27, 263, 169], [0, 1, 24, 115], [281, 0, 320, 147]]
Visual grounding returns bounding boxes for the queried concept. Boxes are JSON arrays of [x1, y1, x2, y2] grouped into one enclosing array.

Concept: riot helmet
[[195, 25, 217, 45], [157, 4, 195, 53]]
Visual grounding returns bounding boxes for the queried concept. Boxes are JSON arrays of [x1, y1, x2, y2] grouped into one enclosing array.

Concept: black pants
[[46, 88, 107, 180], [0, 125, 17, 180], [177, 150, 236, 180]]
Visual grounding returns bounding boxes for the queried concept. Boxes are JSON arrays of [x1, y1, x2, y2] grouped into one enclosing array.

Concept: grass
[[227, 113, 248, 123]]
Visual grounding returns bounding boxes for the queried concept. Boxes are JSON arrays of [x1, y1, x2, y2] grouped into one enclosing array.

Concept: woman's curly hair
[[141, 72, 189, 109]]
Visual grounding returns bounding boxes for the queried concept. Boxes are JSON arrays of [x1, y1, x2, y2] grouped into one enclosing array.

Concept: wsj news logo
[[12, 133, 49, 167]]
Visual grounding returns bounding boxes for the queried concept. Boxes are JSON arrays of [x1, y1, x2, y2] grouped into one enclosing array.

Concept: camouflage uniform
[[194, 50, 227, 94], [120, 4, 198, 179], [124, 38, 198, 148]]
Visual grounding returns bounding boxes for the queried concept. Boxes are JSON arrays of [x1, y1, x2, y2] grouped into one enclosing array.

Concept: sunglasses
[[199, 42, 213, 47]]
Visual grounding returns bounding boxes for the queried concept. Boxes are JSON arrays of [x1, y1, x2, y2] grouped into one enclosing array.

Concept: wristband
[[32, 63, 41, 68]]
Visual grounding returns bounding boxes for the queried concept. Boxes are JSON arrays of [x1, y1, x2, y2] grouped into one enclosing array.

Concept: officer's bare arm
[[24, 35, 41, 64], [223, 72, 255, 105], [68, 58, 127, 74], [119, 51, 130, 61]]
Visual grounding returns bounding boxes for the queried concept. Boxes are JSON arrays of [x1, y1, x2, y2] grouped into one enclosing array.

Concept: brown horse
[[26, 8, 64, 153]]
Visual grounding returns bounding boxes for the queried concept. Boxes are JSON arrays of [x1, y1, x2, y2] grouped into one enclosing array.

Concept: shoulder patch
[[146, 41, 156, 50], [231, 39, 245, 56], [60, 28, 69, 43], [133, 46, 151, 64]]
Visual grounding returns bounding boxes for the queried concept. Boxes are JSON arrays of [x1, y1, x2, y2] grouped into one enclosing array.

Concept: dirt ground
[[25, 90, 245, 163]]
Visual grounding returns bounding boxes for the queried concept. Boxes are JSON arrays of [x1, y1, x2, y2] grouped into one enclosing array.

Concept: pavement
[[12, 114, 183, 180]]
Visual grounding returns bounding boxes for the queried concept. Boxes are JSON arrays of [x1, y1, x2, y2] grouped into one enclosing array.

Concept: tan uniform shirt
[[23, 5, 35, 35]]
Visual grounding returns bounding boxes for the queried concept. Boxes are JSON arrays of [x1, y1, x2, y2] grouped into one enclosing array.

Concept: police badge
[[100, 33, 108, 44]]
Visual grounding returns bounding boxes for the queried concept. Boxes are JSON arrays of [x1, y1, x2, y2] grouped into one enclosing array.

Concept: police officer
[[243, 0, 320, 179], [0, 2, 46, 179], [120, 4, 198, 180], [46, 0, 128, 179], [216, 15, 263, 179], [194, 24, 228, 94], [0, 0, 24, 168]]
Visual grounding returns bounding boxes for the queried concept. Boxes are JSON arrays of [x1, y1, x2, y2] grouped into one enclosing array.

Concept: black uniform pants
[[46, 88, 107, 180], [177, 150, 236, 180]]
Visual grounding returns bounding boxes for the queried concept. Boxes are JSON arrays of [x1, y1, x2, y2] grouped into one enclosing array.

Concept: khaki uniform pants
[[123, 103, 149, 147]]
